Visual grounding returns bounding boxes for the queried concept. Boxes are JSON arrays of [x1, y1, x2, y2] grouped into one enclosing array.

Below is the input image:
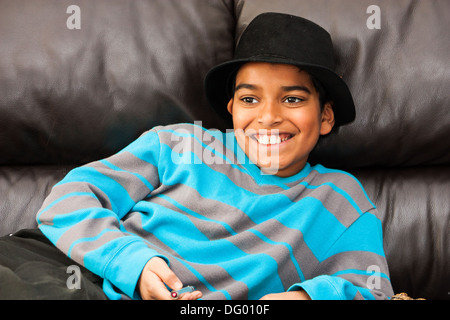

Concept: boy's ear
[[320, 102, 335, 135], [226, 99, 234, 115]]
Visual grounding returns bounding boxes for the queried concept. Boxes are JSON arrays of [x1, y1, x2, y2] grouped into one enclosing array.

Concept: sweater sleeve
[[36, 129, 167, 299], [288, 210, 394, 300]]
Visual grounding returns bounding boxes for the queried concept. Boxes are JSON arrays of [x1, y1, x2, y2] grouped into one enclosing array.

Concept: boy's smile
[[227, 62, 335, 177]]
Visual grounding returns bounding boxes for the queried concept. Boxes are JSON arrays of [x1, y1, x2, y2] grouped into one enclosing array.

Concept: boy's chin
[[260, 167, 281, 176], [254, 158, 282, 175]]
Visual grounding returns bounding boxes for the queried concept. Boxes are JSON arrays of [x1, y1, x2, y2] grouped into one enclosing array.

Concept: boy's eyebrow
[[281, 85, 311, 94], [234, 83, 311, 94], [235, 83, 258, 91]]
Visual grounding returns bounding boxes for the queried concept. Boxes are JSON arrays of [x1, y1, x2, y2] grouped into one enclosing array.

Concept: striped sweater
[[37, 123, 393, 300]]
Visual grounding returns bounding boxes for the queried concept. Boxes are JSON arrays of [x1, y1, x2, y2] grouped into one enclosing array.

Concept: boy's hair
[[228, 65, 331, 112]]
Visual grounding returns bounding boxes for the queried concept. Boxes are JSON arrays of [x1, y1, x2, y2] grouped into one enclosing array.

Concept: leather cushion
[[0, 0, 234, 165]]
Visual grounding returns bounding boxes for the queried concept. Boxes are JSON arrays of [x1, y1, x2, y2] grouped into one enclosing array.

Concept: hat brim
[[205, 57, 356, 128]]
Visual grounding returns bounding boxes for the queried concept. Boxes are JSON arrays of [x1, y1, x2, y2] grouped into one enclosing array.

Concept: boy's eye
[[241, 97, 258, 104], [283, 97, 304, 103]]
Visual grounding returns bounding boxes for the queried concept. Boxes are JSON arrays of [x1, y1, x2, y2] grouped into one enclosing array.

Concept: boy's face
[[227, 62, 335, 177]]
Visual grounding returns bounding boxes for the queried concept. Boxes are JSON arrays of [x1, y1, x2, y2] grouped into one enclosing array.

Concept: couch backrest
[[1, 0, 448, 169], [0, 0, 234, 165]]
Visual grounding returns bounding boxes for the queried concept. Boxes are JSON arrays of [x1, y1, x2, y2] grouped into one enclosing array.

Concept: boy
[[3, 13, 394, 300]]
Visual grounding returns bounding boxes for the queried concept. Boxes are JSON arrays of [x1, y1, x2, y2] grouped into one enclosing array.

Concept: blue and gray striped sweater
[[37, 123, 393, 300]]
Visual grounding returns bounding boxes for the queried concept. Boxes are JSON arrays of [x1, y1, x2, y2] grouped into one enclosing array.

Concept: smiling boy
[[1, 13, 394, 300]]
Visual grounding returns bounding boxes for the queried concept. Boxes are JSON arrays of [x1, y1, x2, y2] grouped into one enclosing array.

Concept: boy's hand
[[138, 257, 202, 300]]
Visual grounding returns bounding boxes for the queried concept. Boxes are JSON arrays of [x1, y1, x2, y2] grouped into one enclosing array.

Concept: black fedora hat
[[205, 12, 355, 127]]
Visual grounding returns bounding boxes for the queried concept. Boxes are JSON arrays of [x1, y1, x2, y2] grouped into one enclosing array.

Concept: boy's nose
[[257, 101, 282, 127]]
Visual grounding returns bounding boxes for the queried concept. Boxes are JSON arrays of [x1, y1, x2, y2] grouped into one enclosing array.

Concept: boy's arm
[[36, 129, 166, 299], [286, 209, 394, 300]]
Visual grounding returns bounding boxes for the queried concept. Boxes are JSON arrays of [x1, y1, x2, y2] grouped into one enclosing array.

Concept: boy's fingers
[[139, 258, 202, 300], [147, 257, 183, 290], [143, 272, 171, 300], [139, 267, 178, 300], [178, 290, 203, 300]]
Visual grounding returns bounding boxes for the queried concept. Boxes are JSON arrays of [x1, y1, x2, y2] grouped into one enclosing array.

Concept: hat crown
[[235, 13, 336, 71], [204, 12, 355, 127]]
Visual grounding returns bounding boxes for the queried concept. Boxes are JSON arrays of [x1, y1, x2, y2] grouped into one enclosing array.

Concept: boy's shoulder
[[308, 164, 364, 188], [306, 163, 377, 216]]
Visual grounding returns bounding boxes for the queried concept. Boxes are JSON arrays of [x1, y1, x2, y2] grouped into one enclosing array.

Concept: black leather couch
[[0, 0, 448, 300]]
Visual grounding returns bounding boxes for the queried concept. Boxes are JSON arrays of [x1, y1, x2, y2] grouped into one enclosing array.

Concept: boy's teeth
[[256, 135, 290, 145]]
